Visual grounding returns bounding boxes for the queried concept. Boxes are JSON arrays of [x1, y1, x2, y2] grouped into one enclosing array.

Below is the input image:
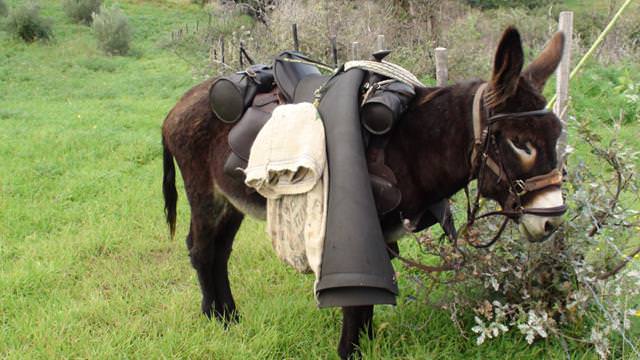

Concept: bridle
[[389, 82, 569, 272], [464, 83, 567, 247]]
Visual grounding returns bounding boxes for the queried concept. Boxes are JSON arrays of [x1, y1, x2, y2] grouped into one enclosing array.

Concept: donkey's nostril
[[544, 220, 555, 234]]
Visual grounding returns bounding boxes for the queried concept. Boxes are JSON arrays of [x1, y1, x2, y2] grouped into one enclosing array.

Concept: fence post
[[554, 11, 573, 168], [330, 36, 338, 67], [292, 23, 299, 51], [435, 47, 448, 87], [239, 41, 245, 68], [376, 34, 385, 51], [219, 36, 225, 64], [351, 41, 359, 60]]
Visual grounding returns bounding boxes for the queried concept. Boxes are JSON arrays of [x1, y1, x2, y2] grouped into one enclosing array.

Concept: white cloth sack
[[244, 102, 327, 276], [244, 102, 326, 199]]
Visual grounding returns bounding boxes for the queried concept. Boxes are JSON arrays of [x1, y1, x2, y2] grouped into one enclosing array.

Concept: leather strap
[[488, 109, 552, 123], [516, 168, 563, 195], [470, 83, 488, 170]]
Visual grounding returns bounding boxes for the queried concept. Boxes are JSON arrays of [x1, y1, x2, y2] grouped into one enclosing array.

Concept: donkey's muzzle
[[519, 188, 565, 242]]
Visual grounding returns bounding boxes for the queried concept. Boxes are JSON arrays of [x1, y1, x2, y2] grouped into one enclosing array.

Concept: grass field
[[1, 1, 638, 358]]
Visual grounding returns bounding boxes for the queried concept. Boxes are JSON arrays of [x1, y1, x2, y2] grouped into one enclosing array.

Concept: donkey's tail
[[162, 137, 178, 238]]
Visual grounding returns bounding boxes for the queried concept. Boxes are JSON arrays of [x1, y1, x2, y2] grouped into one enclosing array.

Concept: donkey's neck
[[386, 80, 483, 216]]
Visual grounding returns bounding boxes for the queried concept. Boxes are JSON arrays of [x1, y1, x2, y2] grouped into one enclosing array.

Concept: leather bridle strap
[[488, 109, 553, 123], [471, 83, 509, 182], [470, 83, 489, 172], [469, 82, 567, 219], [513, 168, 563, 196]]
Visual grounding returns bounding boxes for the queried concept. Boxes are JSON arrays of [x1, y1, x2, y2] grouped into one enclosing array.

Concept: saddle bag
[[209, 64, 275, 124], [273, 51, 322, 103], [360, 80, 415, 135]]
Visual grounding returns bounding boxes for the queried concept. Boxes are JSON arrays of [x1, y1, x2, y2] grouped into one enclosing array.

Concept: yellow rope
[[547, 0, 635, 109]]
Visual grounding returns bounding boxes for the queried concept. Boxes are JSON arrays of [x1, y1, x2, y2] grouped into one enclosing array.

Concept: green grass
[[0, 0, 638, 358]]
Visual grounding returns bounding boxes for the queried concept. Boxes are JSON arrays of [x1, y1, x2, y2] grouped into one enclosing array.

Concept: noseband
[[469, 83, 567, 219]]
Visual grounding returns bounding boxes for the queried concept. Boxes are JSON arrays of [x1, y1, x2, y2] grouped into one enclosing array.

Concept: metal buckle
[[513, 180, 527, 196]]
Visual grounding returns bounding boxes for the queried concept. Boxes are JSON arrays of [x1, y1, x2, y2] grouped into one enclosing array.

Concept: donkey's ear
[[490, 27, 524, 105], [522, 31, 565, 92]]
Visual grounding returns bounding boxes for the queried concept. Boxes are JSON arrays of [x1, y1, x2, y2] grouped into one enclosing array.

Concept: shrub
[[0, 0, 8, 18], [464, 0, 556, 10], [91, 5, 131, 55], [5, 2, 53, 42], [63, 0, 102, 25]]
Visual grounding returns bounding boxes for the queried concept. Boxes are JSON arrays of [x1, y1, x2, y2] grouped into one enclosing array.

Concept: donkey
[[161, 27, 566, 358]]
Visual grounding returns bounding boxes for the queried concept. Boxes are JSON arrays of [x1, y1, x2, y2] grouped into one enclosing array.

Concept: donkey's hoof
[[201, 298, 215, 319], [338, 343, 360, 360], [216, 308, 240, 327]]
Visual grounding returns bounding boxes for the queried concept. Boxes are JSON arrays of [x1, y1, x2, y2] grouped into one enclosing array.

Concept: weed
[[5, 1, 53, 42], [92, 4, 131, 55], [63, 0, 102, 25]]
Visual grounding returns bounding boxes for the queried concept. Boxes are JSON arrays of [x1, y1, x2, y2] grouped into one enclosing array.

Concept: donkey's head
[[475, 27, 566, 242]]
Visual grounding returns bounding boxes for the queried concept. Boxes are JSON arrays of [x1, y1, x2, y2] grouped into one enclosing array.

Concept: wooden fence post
[[219, 36, 225, 64], [292, 23, 299, 51], [330, 36, 338, 67], [351, 41, 359, 60], [435, 47, 448, 87], [554, 11, 573, 168], [376, 34, 385, 51], [239, 41, 245, 68]]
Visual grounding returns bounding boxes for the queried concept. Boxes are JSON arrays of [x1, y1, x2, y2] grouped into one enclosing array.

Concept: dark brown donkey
[[161, 27, 566, 358]]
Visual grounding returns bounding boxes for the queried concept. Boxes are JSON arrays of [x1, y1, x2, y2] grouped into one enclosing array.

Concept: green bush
[[5, 2, 53, 42], [91, 5, 131, 55], [0, 0, 8, 18], [63, 0, 102, 25]]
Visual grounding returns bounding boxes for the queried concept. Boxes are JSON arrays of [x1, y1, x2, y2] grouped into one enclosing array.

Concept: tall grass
[[179, 0, 639, 82]]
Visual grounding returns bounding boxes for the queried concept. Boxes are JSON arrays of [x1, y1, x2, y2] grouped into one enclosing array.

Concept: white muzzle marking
[[519, 188, 564, 241]]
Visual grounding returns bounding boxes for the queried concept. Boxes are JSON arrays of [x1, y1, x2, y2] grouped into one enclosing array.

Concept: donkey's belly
[[215, 182, 267, 220]]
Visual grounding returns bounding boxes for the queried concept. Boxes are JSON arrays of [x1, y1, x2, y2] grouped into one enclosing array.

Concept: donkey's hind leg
[[185, 185, 244, 322], [338, 305, 374, 359]]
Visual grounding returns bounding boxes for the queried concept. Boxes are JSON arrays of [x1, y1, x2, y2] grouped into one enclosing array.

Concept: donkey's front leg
[[338, 305, 374, 359]]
